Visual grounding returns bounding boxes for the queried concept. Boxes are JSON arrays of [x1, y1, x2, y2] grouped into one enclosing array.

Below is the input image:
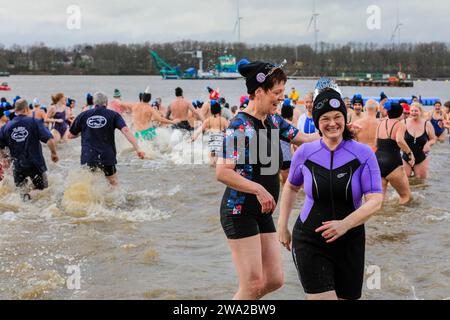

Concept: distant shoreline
[[2, 74, 449, 82]]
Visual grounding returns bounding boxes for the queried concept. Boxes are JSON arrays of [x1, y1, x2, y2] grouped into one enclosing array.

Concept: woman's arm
[[216, 160, 276, 213], [277, 181, 301, 251], [291, 131, 320, 146], [192, 119, 208, 141], [315, 193, 383, 243], [395, 123, 415, 166], [424, 121, 437, 152]]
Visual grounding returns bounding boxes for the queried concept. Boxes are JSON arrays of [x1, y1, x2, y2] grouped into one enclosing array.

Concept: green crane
[[149, 50, 180, 79]]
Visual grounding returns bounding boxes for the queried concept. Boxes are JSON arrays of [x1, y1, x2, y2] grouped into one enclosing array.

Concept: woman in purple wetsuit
[[278, 79, 383, 300], [47, 93, 72, 143]]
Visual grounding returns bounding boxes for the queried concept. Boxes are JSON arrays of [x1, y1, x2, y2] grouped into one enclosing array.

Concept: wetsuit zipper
[[330, 150, 336, 220]]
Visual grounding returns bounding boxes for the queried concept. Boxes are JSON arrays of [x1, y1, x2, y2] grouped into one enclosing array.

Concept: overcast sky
[[0, 0, 447, 47]]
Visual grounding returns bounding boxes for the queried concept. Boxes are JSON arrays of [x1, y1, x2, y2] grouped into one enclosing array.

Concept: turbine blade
[[306, 16, 314, 31]]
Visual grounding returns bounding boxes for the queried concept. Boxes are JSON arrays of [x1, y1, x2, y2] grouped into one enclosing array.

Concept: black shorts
[[220, 208, 276, 240], [88, 164, 117, 177], [292, 219, 365, 300], [13, 167, 48, 190]]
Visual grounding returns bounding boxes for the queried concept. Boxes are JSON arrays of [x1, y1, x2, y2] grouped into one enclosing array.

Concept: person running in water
[[108, 89, 127, 114], [167, 87, 204, 131], [118, 92, 175, 141], [68, 92, 145, 186], [402, 103, 436, 179], [216, 60, 319, 300], [192, 100, 229, 167], [375, 103, 413, 204], [47, 93, 72, 143], [0, 99, 59, 199], [278, 79, 383, 300], [353, 99, 380, 152], [428, 101, 447, 143], [30, 98, 47, 124], [82, 93, 95, 112]]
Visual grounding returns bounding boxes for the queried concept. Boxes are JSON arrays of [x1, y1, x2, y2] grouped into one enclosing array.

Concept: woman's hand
[[255, 184, 276, 214], [315, 220, 350, 243], [278, 227, 292, 251], [408, 153, 415, 167]]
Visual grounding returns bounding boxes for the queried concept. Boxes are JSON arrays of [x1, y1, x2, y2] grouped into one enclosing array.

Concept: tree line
[[0, 41, 449, 78]]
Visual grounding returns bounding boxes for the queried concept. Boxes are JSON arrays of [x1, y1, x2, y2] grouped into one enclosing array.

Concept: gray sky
[[0, 0, 447, 47]]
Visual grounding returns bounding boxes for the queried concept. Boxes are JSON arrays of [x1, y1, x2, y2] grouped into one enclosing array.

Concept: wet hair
[[211, 101, 221, 115], [139, 93, 143, 102], [249, 68, 287, 100], [434, 101, 442, 106], [51, 93, 64, 105], [387, 103, 403, 119], [175, 87, 183, 97], [142, 93, 152, 103]]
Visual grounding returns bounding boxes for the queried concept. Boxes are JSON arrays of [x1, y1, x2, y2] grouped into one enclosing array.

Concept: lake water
[[0, 76, 449, 300]]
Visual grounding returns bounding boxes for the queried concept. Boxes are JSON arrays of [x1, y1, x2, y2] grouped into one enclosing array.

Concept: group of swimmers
[[0, 63, 449, 300]]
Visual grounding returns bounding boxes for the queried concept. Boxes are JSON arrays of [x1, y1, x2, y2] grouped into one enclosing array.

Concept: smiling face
[[255, 81, 286, 115], [434, 102, 442, 112], [305, 94, 313, 114], [318, 110, 345, 140], [410, 104, 421, 119], [353, 103, 363, 114]]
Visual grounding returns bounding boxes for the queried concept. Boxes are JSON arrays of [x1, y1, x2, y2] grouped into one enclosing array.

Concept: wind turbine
[[306, 0, 320, 52], [391, 0, 402, 47], [233, 0, 243, 42]]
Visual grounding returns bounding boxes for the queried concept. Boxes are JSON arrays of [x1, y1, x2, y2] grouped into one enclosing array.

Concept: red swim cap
[[401, 103, 410, 112]]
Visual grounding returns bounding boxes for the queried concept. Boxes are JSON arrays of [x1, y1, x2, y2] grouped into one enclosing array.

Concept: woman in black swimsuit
[[402, 103, 436, 179], [375, 103, 413, 204]]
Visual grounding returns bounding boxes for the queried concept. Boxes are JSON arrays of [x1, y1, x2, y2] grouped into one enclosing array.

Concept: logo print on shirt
[[87, 116, 107, 129], [337, 172, 348, 179], [11, 127, 29, 142]]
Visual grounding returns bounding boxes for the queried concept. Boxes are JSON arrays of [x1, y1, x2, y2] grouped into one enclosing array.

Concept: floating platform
[[336, 79, 413, 87], [363, 97, 440, 106]]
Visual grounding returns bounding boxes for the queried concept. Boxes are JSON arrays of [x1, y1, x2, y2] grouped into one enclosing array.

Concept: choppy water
[[0, 76, 449, 300]]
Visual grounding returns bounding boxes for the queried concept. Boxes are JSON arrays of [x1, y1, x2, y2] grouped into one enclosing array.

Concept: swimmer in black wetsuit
[[216, 59, 319, 300], [402, 103, 436, 179], [375, 103, 413, 204]]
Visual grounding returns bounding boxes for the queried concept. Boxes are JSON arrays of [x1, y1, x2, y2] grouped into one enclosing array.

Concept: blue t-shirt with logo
[[69, 106, 127, 166], [0, 114, 53, 172]]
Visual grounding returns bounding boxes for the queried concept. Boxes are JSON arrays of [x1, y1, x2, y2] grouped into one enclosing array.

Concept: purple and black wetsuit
[[288, 139, 382, 299]]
